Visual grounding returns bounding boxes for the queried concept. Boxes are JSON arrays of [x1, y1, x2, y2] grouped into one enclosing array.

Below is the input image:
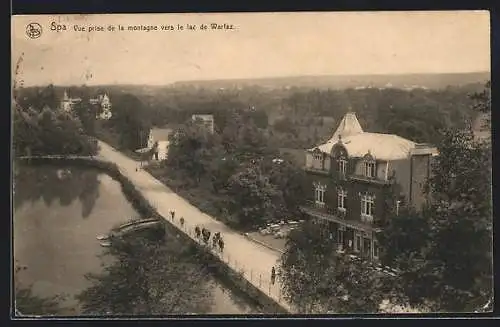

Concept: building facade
[[93, 94, 112, 120], [192, 114, 215, 134], [147, 127, 172, 160], [300, 111, 438, 262]]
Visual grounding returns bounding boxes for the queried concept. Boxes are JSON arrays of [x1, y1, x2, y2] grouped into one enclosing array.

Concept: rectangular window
[[361, 195, 374, 217], [373, 241, 379, 258], [364, 161, 376, 178], [337, 188, 347, 211], [396, 200, 401, 216], [354, 233, 362, 252], [339, 159, 347, 176], [314, 185, 326, 206], [336, 228, 344, 248], [364, 238, 371, 257]]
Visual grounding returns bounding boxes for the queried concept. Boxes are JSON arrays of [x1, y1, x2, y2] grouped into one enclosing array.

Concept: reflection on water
[[14, 165, 101, 218], [13, 165, 259, 316]]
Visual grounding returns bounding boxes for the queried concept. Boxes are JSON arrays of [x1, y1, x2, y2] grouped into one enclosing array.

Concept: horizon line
[[15, 70, 491, 88]]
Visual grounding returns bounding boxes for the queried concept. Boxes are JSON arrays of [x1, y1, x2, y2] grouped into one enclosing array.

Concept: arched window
[[338, 157, 347, 177], [333, 145, 348, 177], [337, 187, 347, 212]]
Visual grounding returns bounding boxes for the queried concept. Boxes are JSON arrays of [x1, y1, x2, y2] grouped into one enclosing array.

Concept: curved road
[[97, 140, 293, 313]]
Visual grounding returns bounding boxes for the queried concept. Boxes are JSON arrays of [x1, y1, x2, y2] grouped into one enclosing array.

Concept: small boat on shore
[[100, 241, 112, 247], [96, 234, 109, 241]]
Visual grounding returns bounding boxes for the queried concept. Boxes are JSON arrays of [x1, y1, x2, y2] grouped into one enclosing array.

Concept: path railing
[[149, 200, 292, 312]]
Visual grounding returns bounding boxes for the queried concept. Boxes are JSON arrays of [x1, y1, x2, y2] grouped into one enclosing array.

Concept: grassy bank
[[94, 125, 142, 161]]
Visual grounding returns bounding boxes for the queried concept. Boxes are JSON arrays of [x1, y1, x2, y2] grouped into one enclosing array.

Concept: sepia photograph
[[11, 11, 492, 316]]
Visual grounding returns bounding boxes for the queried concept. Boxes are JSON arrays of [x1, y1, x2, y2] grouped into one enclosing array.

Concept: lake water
[[13, 164, 260, 315]]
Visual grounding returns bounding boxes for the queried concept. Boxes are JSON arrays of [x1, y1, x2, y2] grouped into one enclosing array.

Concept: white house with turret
[[95, 94, 112, 120], [60, 90, 112, 120]]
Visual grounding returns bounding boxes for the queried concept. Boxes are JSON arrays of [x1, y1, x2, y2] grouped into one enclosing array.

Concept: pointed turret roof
[[329, 110, 364, 142], [310, 111, 436, 161]]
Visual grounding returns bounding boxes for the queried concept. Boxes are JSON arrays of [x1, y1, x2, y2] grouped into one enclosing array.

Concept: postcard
[[11, 12, 492, 317]]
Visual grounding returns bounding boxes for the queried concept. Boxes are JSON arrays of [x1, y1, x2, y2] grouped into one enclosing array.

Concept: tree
[[377, 206, 432, 307], [13, 102, 98, 157], [324, 255, 386, 314], [469, 80, 491, 129], [73, 93, 97, 136], [227, 165, 283, 229], [12, 103, 41, 156], [377, 81, 493, 312], [279, 220, 387, 313], [220, 111, 272, 158], [109, 94, 151, 150], [419, 127, 492, 311], [76, 234, 214, 315], [278, 220, 338, 313], [166, 121, 226, 184]]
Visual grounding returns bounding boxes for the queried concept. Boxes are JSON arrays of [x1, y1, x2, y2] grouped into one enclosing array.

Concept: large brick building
[[300, 111, 438, 261]]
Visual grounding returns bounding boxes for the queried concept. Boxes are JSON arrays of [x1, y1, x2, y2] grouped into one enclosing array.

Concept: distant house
[[473, 112, 491, 143], [192, 114, 214, 134], [147, 127, 172, 160], [94, 94, 112, 120], [61, 90, 81, 112], [60, 90, 112, 120]]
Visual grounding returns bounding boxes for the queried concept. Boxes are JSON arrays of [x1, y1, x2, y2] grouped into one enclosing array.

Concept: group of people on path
[[168, 209, 225, 253], [194, 226, 225, 253], [168, 209, 277, 287]]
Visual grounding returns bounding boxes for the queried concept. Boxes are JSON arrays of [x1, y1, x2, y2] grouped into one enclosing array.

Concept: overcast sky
[[12, 11, 490, 86]]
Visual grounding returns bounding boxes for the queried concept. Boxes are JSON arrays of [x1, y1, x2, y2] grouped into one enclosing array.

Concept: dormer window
[[313, 152, 323, 161], [364, 159, 376, 178], [311, 150, 325, 170]]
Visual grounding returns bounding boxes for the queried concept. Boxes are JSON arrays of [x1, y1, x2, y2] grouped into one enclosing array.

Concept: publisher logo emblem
[[26, 23, 42, 39]]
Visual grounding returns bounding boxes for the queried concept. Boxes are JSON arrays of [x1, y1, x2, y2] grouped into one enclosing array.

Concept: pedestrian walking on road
[[212, 236, 218, 249], [271, 266, 276, 285], [201, 228, 208, 244], [195, 226, 201, 239], [170, 210, 175, 221], [218, 237, 224, 253], [180, 217, 185, 228]]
